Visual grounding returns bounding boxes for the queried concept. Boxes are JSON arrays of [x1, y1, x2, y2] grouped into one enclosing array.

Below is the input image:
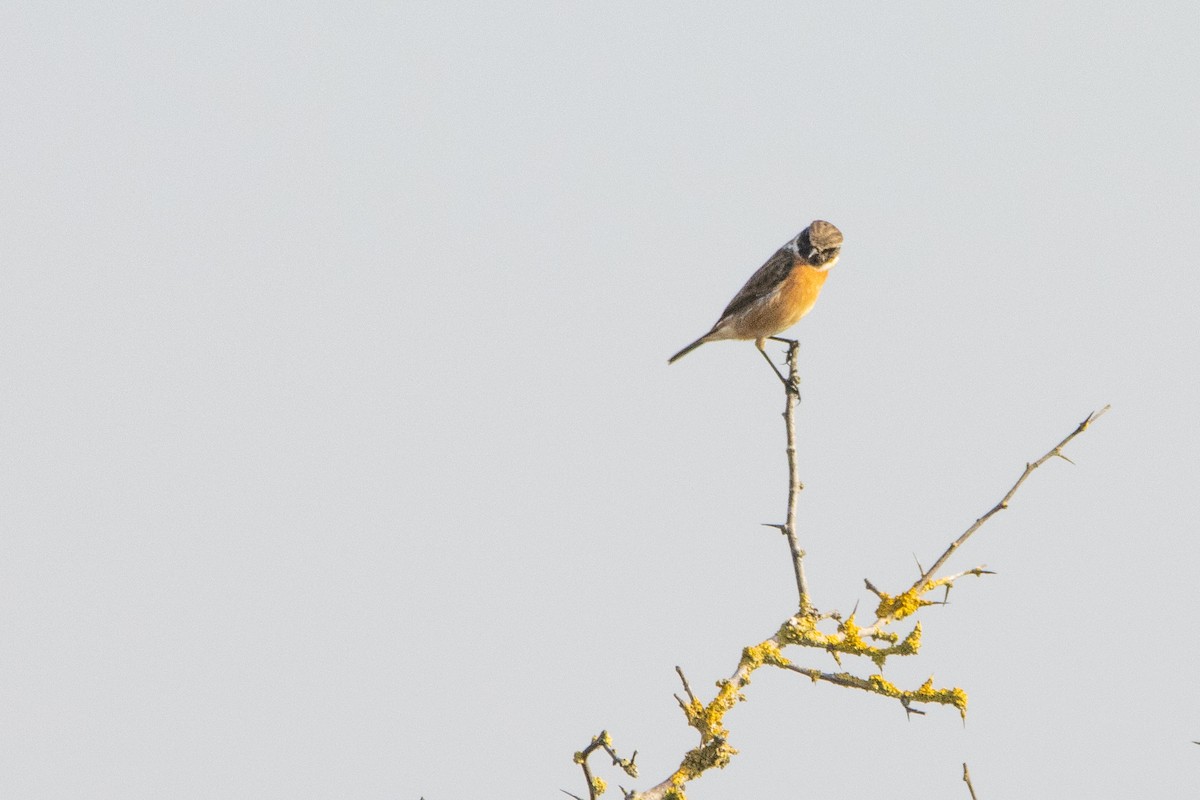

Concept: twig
[[675, 666, 696, 705], [576, 738, 600, 800], [779, 340, 811, 611], [782, 663, 963, 716], [908, 406, 1110, 594], [569, 731, 638, 800], [962, 762, 979, 800]]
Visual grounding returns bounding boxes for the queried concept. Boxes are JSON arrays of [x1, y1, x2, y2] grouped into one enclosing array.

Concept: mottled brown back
[[712, 247, 796, 329]]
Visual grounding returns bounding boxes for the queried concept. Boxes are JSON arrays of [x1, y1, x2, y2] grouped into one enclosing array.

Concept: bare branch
[[963, 762, 979, 800], [779, 340, 811, 612], [907, 406, 1110, 596], [675, 666, 696, 705]]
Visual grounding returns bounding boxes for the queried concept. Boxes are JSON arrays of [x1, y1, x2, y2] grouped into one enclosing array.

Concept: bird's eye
[[814, 246, 837, 264]]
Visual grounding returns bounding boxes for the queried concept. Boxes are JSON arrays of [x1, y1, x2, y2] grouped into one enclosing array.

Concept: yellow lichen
[[692, 681, 739, 740], [675, 739, 738, 781], [643, 602, 968, 795], [773, 611, 925, 670], [742, 640, 791, 669], [838, 615, 864, 647], [896, 624, 922, 655], [867, 674, 901, 697], [910, 677, 969, 717], [873, 589, 930, 621], [777, 613, 836, 648]]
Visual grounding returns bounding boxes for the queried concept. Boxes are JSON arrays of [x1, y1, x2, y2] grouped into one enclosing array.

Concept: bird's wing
[[714, 247, 794, 324]]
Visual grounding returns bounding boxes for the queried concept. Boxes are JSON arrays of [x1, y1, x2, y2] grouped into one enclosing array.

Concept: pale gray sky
[[3, 3, 1198, 798]]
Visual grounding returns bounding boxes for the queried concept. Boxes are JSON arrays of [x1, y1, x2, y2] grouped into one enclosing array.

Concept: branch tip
[[963, 762, 979, 800], [675, 666, 697, 704]]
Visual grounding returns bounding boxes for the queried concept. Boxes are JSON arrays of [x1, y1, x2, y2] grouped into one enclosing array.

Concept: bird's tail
[[668, 334, 711, 364]]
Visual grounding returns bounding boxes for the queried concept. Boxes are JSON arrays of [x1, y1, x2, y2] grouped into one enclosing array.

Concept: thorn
[[912, 554, 925, 574], [901, 698, 926, 719], [561, 791, 586, 800], [761, 523, 787, 533], [1054, 451, 1076, 465]]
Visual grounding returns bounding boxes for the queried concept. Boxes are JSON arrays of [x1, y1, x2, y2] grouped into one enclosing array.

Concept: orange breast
[[730, 265, 828, 339], [778, 265, 828, 325]]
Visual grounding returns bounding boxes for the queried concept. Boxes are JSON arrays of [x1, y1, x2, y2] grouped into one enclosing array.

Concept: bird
[[668, 220, 843, 383]]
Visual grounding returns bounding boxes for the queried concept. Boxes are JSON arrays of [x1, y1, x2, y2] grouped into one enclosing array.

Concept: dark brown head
[[794, 220, 843, 268]]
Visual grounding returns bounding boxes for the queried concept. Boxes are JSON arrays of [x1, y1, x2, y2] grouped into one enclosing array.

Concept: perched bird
[[668, 220, 843, 380]]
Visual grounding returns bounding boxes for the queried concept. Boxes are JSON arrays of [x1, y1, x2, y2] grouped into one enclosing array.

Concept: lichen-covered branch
[[569, 731, 637, 800], [569, 349, 1110, 799], [624, 612, 967, 799]]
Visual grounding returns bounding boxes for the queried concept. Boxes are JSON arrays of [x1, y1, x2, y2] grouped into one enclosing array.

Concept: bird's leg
[[756, 344, 795, 393], [760, 338, 800, 398]]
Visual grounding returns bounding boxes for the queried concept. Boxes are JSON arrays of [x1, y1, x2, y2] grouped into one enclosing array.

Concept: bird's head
[[795, 220, 843, 268]]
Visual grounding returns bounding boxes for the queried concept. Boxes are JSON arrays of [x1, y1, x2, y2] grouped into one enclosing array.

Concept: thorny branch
[[778, 339, 811, 612], [571, 343, 1110, 799], [865, 405, 1111, 631], [912, 405, 1109, 592]]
